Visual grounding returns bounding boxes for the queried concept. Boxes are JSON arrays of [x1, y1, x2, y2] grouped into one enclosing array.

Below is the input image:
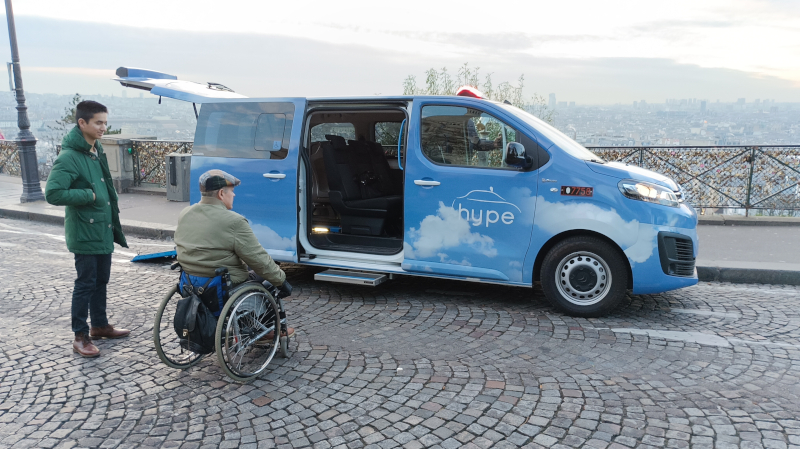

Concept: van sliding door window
[[255, 113, 288, 159], [375, 122, 403, 157], [310, 123, 355, 142], [420, 105, 521, 169], [194, 102, 294, 159]]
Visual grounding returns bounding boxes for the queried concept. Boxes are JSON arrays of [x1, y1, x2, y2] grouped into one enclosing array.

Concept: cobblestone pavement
[[1, 218, 799, 449]]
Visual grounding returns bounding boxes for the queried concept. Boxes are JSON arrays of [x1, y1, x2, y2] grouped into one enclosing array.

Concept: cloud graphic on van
[[535, 197, 655, 264], [624, 225, 658, 264], [438, 253, 472, 266], [250, 223, 295, 251], [405, 202, 497, 259]]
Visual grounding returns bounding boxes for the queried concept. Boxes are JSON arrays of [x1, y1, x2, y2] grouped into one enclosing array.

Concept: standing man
[[45, 100, 130, 358]]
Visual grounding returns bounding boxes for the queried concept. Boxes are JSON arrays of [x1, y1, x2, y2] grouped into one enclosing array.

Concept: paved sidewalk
[[1, 219, 800, 449], [0, 175, 182, 239], [2, 174, 799, 285]]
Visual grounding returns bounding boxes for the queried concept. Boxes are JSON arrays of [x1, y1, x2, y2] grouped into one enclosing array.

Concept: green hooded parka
[[45, 126, 128, 254]]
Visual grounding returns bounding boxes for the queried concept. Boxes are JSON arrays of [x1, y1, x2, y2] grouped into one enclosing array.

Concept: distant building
[[548, 93, 556, 109], [737, 98, 745, 105], [700, 100, 707, 112], [569, 101, 575, 107]]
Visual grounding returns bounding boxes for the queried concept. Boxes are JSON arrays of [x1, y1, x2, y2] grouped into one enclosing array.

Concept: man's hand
[[92, 192, 96, 201], [278, 280, 293, 297]]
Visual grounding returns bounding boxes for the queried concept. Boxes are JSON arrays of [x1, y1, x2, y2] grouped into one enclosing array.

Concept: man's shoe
[[256, 327, 295, 345], [262, 327, 295, 341], [73, 333, 100, 358], [90, 325, 130, 339]]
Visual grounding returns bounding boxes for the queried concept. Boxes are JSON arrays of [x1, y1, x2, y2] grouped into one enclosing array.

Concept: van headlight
[[618, 179, 679, 208]]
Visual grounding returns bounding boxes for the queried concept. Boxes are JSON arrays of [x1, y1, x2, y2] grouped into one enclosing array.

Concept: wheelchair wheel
[[154, 285, 206, 369], [215, 284, 281, 383], [280, 336, 289, 358]]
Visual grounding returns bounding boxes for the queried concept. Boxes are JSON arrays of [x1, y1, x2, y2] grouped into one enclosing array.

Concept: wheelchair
[[153, 264, 292, 383]]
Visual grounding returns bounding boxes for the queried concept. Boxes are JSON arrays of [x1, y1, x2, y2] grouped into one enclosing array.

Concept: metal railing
[[586, 145, 800, 214], [0, 141, 19, 176], [131, 140, 193, 187], [6, 139, 800, 215]]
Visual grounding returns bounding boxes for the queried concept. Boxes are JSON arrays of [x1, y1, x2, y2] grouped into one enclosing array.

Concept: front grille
[[658, 232, 696, 277]]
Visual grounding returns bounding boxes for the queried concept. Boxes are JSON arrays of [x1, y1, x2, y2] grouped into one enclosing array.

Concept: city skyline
[[3, 91, 796, 161]]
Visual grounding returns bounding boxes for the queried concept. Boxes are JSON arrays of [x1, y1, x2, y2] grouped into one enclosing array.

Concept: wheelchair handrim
[[221, 291, 279, 377]]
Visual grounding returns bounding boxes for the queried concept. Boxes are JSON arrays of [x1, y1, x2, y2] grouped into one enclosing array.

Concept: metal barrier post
[[744, 146, 757, 217]]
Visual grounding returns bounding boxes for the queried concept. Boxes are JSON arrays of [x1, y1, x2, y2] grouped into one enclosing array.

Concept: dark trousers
[[72, 254, 112, 334]]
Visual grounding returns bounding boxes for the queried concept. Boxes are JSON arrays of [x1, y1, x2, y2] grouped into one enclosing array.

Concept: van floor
[[308, 232, 402, 256]]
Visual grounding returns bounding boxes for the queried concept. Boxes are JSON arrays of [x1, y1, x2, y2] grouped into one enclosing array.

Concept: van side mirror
[[505, 142, 533, 170]]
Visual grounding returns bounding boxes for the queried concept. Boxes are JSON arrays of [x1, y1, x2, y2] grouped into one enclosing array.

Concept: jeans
[[72, 254, 112, 334]]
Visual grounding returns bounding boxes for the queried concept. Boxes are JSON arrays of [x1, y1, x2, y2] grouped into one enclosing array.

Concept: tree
[[48, 94, 121, 151], [403, 63, 556, 124]]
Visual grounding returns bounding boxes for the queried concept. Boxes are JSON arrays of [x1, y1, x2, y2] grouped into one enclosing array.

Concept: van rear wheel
[[540, 236, 628, 317]]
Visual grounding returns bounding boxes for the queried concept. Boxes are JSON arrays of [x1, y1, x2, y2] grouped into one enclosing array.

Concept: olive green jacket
[[44, 126, 127, 254], [174, 196, 286, 285]]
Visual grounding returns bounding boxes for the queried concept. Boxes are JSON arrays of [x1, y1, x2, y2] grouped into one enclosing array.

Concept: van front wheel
[[540, 236, 628, 317]]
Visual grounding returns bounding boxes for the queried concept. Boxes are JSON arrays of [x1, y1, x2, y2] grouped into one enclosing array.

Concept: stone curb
[[0, 206, 175, 240], [698, 215, 800, 226], [3, 205, 799, 286], [696, 266, 800, 286]]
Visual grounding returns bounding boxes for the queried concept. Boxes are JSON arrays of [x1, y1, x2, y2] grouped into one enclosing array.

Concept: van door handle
[[263, 173, 286, 179], [414, 180, 440, 186]]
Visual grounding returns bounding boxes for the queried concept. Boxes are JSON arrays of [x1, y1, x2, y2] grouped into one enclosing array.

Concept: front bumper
[[627, 223, 699, 295]]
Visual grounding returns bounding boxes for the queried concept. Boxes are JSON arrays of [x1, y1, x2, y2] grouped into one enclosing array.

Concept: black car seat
[[349, 140, 402, 196], [309, 141, 334, 218], [322, 135, 401, 236]]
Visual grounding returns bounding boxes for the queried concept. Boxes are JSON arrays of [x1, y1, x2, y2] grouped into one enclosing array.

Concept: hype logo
[[451, 187, 521, 227]]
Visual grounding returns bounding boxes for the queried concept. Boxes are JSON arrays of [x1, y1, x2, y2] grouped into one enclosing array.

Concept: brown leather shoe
[[90, 325, 130, 339], [262, 326, 295, 341], [73, 333, 100, 358]]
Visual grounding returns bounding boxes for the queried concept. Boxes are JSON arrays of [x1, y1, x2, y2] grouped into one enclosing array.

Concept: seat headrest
[[348, 139, 368, 152], [325, 134, 347, 150]]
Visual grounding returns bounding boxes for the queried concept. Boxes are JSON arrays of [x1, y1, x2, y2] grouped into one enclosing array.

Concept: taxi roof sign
[[455, 85, 485, 99]]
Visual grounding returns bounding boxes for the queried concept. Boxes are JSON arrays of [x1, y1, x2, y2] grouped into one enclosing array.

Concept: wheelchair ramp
[[131, 249, 177, 263], [314, 269, 388, 286]]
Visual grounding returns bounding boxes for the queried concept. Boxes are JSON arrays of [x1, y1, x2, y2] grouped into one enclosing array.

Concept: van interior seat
[[309, 141, 329, 203], [322, 134, 401, 236], [348, 140, 402, 196]]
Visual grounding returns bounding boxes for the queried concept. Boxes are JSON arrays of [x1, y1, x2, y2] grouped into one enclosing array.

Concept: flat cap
[[199, 169, 241, 193]]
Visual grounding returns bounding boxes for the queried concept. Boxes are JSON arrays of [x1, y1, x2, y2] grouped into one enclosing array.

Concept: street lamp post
[[4, 0, 44, 202]]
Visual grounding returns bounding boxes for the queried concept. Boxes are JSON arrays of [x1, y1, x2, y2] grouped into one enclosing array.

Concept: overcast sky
[[1, 0, 799, 103]]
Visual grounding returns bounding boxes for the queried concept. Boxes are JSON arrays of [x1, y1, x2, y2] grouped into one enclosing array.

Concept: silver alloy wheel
[[554, 251, 612, 306]]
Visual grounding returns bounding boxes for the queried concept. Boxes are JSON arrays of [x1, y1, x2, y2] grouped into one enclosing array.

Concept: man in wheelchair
[[174, 169, 294, 339]]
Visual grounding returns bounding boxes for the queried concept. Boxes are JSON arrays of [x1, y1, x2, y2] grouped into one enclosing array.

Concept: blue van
[[117, 67, 698, 317]]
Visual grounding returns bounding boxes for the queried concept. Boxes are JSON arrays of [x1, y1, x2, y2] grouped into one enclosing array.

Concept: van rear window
[[310, 123, 355, 142], [194, 102, 294, 159]]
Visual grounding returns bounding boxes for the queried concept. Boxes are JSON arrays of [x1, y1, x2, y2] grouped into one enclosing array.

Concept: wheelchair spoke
[[219, 289, 280, 380], [154, 285, 206, 370]]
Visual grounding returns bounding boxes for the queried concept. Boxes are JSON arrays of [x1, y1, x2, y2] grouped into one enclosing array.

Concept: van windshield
[[497, 103, 604, 162]]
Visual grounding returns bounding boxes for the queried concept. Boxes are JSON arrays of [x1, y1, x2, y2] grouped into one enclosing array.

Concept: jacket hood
[[586, 161, 679, 191], [61, 126, 103, 154]]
